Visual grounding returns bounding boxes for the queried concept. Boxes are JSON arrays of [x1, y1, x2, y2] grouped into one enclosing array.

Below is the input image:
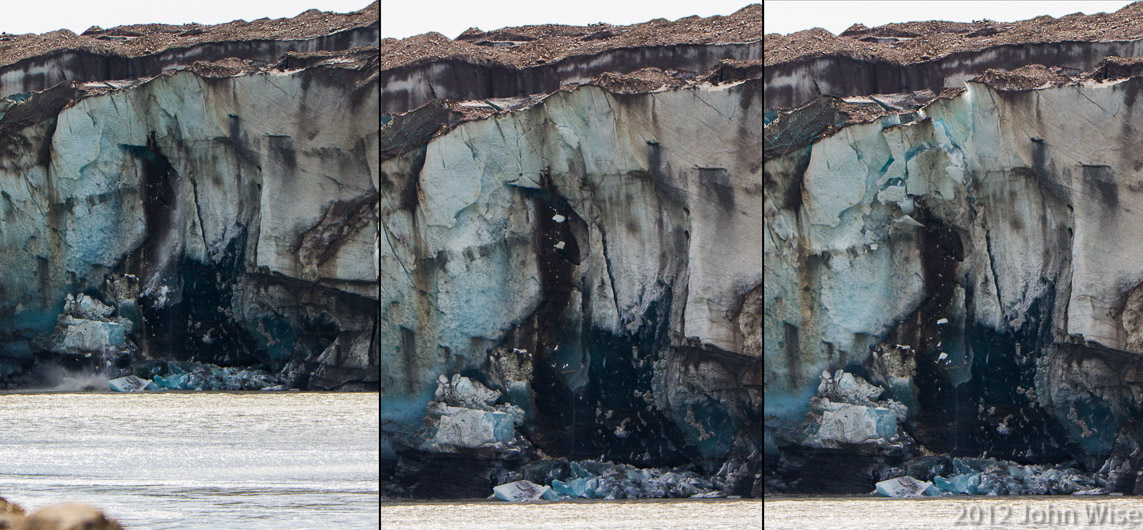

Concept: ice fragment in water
[[875, 476, 939, 497], [492, 480, 558, 501], [108, 375, 150, 393]]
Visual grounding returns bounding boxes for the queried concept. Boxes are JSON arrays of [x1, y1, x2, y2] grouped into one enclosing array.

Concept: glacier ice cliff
[[0, 4, 380, 391], [766, 7, 1143, 495], [381, 7, 762, 499]]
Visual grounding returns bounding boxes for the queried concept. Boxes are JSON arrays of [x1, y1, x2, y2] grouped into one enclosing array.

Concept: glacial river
[[766, 496, 1143, 529], [0, 392, 379, 529]]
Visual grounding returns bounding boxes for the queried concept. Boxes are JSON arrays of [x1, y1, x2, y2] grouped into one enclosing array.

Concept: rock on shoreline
[[0, 497, 122, 530]]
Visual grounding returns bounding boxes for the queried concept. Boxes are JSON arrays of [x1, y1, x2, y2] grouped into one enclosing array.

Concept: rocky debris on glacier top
[[380, 3, 760, 70], [763, 88, 963, 160], [971, 64, 1076, 91], [0, 2, 377, 68], [764, 1, 1143, 66], [587, 67, 693, 94]]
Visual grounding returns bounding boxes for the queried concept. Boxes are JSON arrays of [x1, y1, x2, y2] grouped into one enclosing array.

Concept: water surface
[[381, 499, 762, 530], [0, 392, 379, 529], [766, 496, 1143, 529]]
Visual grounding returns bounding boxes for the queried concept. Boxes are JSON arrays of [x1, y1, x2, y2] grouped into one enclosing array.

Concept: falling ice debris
[[875, 476, 939, 497], [538, 460, 722, 499], [896, 215, 926, 228], [552, 214, 566, 223], [492, 480, 559, 501], [937, 318, 949, 325], [408, 374, 526, 453], [938, 352, 948, 362], [554, 241, 566, 250], [108, 375, 150, 393], [109, 360, 285, 391]]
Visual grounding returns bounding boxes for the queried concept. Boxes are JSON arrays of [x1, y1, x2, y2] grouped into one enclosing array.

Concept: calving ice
[[0, 4, 382, 529], [0, 4, 380, 392], [381, 4, 763, 500], [766, 1, 1143, 497]]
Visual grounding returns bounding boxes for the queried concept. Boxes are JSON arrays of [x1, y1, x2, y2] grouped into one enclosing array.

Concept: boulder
[[0, 496, 25, 530], [18, 503, 122, 530]]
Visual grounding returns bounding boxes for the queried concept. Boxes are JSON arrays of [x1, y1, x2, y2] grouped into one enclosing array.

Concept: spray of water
[[24, 360, 113, 392]]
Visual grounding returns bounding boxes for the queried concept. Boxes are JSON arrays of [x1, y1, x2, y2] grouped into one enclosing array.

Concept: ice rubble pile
[[489, 459, 732, 500], [108, 360, 285, 392], [546, 461, 723, 499], [391, 371, 760, 500], [877, 456, 1107, 496]]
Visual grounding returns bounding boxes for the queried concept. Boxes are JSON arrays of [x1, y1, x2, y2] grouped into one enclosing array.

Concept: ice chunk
[[552, 214, 566, 223], [152, 373, 191, 390], [56, 318, 127, 354], [63, 293, 114, 320], [896, 215, 925, 227], [569, 461, 597, 479], [818, 370, 883, 404], [934, 473, 978, 494], [551, 477, 595, 498], [416, 404, 516, 451], [108, 375, 150, 393], [546, 460, 723, 499], [875, 476, 939, 497], [492, 480, 558, 502], [814, 401, 898, 444], [520, 460, 569, 485], [434, 374, 501, 409], [903, 456, 951, 481]]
